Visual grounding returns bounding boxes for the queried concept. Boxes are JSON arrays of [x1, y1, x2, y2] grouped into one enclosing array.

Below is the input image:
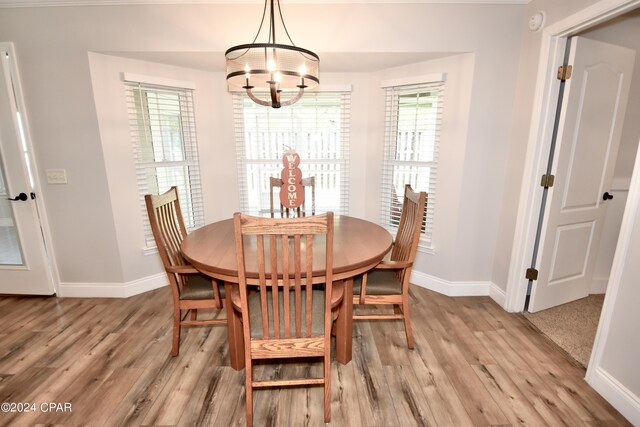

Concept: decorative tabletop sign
[[280, 148, 304, 209]]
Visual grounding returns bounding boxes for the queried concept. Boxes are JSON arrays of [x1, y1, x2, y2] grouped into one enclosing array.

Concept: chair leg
[[324, 349, 331, 422], [245, 364, 253, 427], [402, 300, 414, 349], [172, 308, 181, 357]]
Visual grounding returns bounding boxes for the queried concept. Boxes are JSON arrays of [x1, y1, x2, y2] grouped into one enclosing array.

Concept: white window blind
[[126, 82, 204, 247], [380, 81, 444, 246], [233, 92, 351, 216]]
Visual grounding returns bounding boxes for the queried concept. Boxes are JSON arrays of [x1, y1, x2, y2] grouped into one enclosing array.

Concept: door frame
[[0, 42, 59, 294]]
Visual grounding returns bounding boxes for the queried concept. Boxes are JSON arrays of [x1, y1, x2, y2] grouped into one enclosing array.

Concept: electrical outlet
[[46, 169, 68, 184]]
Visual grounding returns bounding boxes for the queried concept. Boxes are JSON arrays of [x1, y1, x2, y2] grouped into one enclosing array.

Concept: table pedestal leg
[[225, 284, 245, 370], [335, 278, 353, 364]]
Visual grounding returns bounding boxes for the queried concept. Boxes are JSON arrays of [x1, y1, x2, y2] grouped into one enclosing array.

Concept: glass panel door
[[0, 43, 54, 295], [0, 153, 24, 265]]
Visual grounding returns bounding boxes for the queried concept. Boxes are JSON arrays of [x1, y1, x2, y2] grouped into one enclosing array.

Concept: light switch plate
[[46, 169, 68, 184]]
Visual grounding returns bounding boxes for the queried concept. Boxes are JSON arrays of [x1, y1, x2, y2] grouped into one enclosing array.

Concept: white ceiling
[[0, 0, 531, 7], [1, 0, 517, 71], [104, 51, 458, 73]]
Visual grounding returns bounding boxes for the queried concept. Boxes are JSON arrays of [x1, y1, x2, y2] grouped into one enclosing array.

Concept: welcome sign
[[280, 149, 305, 209]]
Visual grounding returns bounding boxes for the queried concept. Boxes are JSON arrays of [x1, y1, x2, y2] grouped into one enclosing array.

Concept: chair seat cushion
[[179, 274, 224, 300], [353, 270, 402, 295], [248, 289, 325, 338]]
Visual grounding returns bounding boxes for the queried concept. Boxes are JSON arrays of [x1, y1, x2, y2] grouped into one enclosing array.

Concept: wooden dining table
[[181, 214, 393, 370]]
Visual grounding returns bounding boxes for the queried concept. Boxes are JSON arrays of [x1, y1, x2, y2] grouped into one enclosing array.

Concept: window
[[233, 91, 351, 216], [126, 81, 204, 247], [380, 81, 444, 246]]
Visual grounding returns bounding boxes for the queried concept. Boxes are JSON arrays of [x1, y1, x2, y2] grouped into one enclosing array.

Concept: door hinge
[[557, 65, 572, 81], [540, 174, 555, 188], [525, 268, 539, 281]]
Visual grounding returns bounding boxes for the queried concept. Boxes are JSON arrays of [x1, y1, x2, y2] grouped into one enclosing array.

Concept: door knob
[[7, 192, 28, 201], [603, 192, 614, 201]]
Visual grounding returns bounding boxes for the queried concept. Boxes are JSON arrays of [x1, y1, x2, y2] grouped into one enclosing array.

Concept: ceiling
[[0, 0, 531, 7], [104, 51, 458, 73], [1, 0, 510, 72]]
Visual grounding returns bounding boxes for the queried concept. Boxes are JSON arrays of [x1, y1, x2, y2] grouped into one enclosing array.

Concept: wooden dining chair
[[232, 212, 339, 426], [269, 176, 316, 218], [145, 186, 226, 357], [352, 184, 427, 349]]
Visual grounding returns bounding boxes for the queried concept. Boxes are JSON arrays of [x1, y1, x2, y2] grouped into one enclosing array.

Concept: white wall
[[368, 54, 476, 283], [0, 3, 524, 294]]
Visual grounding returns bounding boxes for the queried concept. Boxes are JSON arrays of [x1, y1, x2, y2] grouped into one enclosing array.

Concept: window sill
[[143, 246, 158, 256], [417, 243, 436, 255]]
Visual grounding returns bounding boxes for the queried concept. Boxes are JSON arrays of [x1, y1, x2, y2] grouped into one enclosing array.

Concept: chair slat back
[[234, 213, 334, 340], [269, 176, 316, 218], [145, 187, 188, 272], [391, 184, 427, 265], [300, 176, 316, 216]]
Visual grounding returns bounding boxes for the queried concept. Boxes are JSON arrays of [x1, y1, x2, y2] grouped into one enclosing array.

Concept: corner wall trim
[[58, 273, 168, 298], [588, 366, 640, 426]]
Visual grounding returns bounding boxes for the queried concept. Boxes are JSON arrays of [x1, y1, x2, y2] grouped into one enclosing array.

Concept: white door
[[0, 44, 54, 295], [529, 37, 636, 312]]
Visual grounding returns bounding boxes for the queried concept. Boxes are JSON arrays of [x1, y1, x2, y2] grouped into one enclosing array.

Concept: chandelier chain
[[251, 0, 269, 45], [277, 0, 297, 47]]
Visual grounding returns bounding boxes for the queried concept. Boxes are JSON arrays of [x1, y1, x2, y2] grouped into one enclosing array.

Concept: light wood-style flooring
[[0, 285, 631, 426]]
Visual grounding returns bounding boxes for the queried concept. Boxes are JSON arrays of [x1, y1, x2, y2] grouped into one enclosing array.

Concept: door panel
[[0, 44, 54, 295], [529, 37, 636, 312], [563, 64, 623, 210], [548, 221, 594, 284]]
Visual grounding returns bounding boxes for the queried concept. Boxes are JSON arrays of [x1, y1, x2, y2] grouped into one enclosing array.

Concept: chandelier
[[225, 0, 320, 108]]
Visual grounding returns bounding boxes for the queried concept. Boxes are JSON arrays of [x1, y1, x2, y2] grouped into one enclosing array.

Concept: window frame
[[232, 91, 351, 217], [379, 80, 445, 248], [125, 79, 204, 249]]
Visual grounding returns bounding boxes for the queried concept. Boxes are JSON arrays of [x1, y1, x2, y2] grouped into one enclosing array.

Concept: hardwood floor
[[0, 285, 631, 426]]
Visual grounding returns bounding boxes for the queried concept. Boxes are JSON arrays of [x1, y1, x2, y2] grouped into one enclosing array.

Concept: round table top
[[181, 215, 393, 282]]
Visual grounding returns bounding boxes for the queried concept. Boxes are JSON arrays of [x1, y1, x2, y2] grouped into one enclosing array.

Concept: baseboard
[[489, 282, 507, 307], [588, 366, 640, 426], [591, 277, 609, 294], [60, 270, 507, 304], [410, 271, 504, 306], [58, 273, 168, 298]]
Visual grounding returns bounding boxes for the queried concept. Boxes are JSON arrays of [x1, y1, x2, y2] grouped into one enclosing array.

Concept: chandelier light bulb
[[299, 64, 307, 76], [274, 72, 282, 82], [267, 59, 277, 72]]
